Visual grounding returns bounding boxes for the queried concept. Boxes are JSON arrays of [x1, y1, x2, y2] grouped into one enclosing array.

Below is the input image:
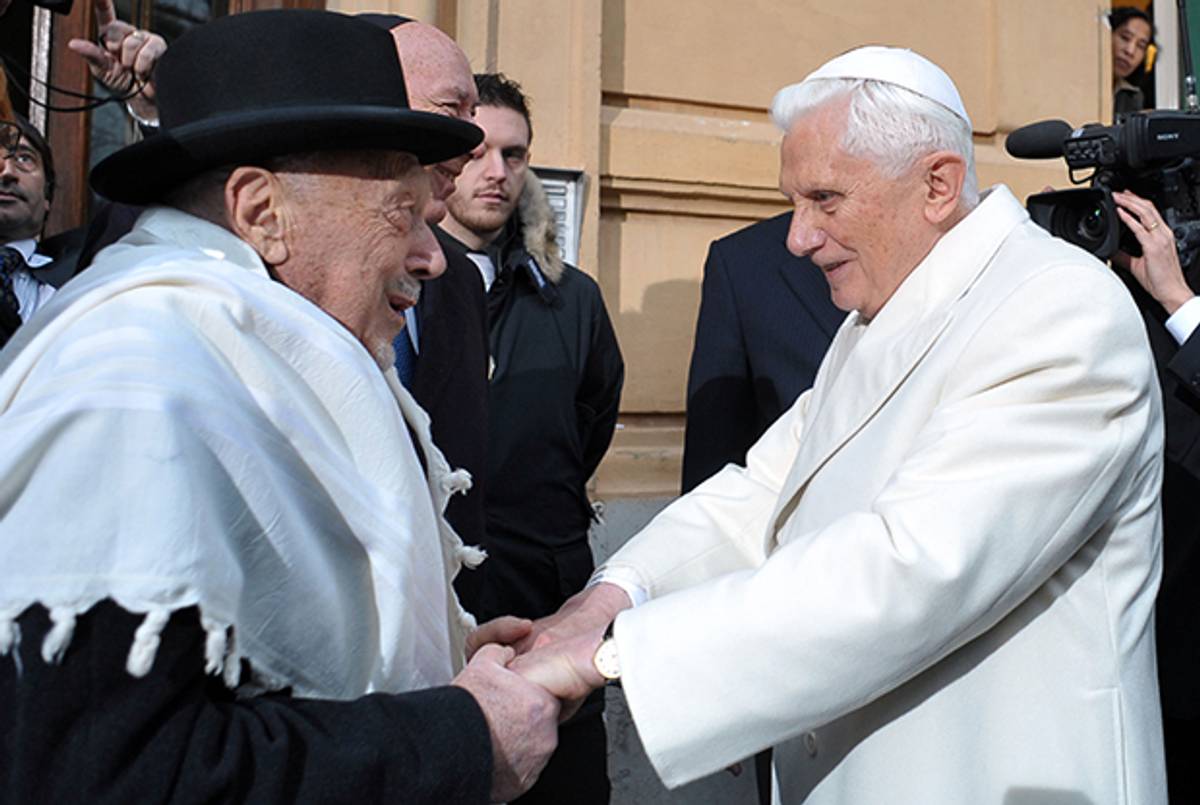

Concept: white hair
[[770, 78, 979, 209]]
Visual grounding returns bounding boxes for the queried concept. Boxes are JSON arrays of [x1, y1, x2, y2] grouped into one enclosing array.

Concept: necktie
[[393, 328, 417, 388], [1, 246, 26, 324]]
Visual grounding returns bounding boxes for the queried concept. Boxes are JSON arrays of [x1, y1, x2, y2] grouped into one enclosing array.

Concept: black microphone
[[1005, 119, 1073, 159]]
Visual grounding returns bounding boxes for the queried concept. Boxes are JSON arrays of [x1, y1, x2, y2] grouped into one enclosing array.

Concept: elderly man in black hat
[[0, 11, 560, 805], [66, 4, 496, 573]]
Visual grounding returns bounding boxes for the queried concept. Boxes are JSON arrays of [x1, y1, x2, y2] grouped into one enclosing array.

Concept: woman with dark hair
[[1111, 6, 1155, 118]]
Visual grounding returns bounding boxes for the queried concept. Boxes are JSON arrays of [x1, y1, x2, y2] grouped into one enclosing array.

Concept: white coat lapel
[[768, 187, 1031, 544], [768, 297, 954, 540]]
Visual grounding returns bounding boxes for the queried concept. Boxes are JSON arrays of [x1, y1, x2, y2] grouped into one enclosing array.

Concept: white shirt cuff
[[1166, 296, 1200, 345], [588, 569, 649, 607]]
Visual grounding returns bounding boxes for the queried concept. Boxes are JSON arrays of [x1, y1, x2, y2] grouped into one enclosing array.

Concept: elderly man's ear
[[225, 166, 290, 266], [921, 151, 967, 226]]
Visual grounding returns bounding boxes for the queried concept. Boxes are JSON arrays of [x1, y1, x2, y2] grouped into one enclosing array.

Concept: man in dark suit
[[408, 229, 490, 549], [682, 211, 845, 493], [359, 16, 491, 551], [680, 211, 844, 805], [1111, 188, 1200, 804], [0, 116, 80, 348], [441, 73, 624, 805]]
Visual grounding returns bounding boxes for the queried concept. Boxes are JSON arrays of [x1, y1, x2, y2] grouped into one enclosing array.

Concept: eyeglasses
[[1, 147, 42, 174], [1, 124, 42, 174]]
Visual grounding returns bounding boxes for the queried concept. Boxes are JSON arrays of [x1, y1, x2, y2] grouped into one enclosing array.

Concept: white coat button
[[804, 732, 818, 757]]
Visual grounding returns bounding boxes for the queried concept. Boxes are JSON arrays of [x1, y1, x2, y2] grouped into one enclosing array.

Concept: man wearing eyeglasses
[[0, 116, 79, 348]]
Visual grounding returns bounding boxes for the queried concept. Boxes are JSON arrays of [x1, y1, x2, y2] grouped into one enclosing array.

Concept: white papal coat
[[602, 186, 1166, 804]]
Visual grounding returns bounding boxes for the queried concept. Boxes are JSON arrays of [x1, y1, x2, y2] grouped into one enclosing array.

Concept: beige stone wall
[[332, 0, 1117, 496]]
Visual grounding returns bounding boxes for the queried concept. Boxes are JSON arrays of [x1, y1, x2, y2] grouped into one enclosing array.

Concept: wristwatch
[[592, 620, 621, 687]]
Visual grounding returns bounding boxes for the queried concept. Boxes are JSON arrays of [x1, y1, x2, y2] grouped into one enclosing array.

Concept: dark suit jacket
[[412, 229, 490, 552], [76, 201, 145, 271], [1120, 267, 1200, 721], [681, 212, 845, 492], [1, 201, 148, 347], [0, 227, 84, 347], [1, 601, 492, 804]]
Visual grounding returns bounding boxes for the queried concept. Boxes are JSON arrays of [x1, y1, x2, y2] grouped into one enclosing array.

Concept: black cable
[[1, 50, 145, 113], [1179, 0, 1199, 112]]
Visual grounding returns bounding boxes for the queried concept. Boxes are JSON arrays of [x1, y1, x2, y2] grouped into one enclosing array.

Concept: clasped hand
[[452, 583, 631, 802], [470, 582, 632, 719], [507, 583, 631, 716]]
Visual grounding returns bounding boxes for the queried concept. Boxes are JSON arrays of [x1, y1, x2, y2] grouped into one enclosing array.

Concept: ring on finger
[[1147, 221, 1159, 230]]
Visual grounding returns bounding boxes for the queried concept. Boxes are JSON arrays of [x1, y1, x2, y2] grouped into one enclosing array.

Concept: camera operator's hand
[[1113, 189, 1196, 315], [67, 0, 164, 125]]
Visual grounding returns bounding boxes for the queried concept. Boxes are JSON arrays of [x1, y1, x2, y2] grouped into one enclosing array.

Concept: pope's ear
[[922, 151, 966, 226], [225, 166, 289, 266]]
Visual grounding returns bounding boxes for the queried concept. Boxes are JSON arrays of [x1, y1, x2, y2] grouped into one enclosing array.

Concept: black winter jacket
[[449, 189, 623, 625]]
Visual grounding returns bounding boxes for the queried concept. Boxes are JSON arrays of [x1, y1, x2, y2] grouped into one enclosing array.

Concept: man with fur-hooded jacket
[[442, 72, 623, 805]]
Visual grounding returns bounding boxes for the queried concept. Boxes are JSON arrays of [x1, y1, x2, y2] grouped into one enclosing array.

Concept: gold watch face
[[593, 637, 621, 681]]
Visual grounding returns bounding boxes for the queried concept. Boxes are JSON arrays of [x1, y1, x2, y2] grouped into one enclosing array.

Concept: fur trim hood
[[516, 171, 564, 284]]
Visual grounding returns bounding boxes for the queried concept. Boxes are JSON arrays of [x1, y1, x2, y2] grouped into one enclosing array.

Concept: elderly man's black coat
[[1, 601, 492, 804], [447, 217, 623, 624]]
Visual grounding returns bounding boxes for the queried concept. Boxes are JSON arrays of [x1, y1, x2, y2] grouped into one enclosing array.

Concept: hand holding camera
[[1112, 189, 1196, 315]]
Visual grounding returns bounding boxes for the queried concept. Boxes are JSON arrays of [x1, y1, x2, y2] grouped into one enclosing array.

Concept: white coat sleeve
[[598, 388, 812, 596]]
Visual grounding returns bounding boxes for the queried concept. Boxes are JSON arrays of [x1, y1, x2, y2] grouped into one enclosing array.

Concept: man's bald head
[[390, 22, 476, 122], [386, 21, 479, 223]]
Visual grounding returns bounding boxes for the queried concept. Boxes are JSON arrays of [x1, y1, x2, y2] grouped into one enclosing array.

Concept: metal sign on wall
[[533, 166, 585, 268]]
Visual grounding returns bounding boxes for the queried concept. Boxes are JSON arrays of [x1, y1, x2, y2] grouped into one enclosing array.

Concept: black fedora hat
[[91, 9, 483, 204]]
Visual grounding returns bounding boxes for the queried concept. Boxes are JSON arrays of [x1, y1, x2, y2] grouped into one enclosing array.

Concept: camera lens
[[1027, 187, 1120, 259], [1077, 205, 1108, 241], [1051, 203, 1110, 253]]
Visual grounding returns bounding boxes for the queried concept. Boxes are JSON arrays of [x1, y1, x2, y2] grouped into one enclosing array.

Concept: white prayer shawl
[[0, 207, 482, 699]]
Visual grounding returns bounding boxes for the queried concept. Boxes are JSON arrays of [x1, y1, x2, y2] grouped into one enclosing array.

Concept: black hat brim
[[91, 105, 482, 205]]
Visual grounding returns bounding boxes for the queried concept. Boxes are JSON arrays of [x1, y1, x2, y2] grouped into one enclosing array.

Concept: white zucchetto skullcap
[[803, 45, 971, 129]]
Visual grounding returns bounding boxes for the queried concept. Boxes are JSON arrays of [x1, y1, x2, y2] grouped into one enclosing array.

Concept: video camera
[[1006, 111, 1200, 266]]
